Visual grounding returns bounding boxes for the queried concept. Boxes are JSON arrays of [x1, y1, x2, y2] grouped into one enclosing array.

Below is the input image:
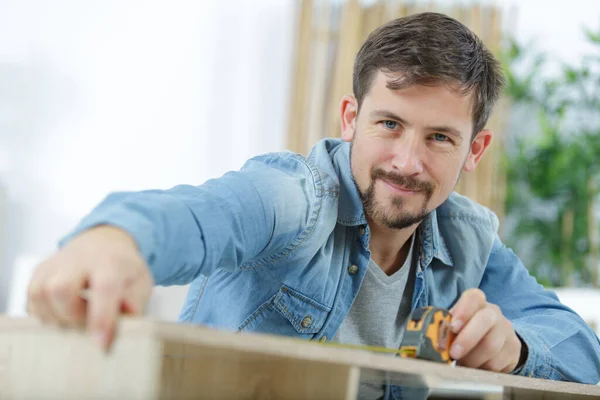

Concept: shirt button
[[348, 264, 358, 275], [359, 226, 366, 236], [301, 316, 312, 328], [319, 336, 327, 342]]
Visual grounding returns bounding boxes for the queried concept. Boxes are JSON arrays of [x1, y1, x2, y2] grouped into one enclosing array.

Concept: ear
[[463, 129, 493, 172], [340, 94, 358, 143]]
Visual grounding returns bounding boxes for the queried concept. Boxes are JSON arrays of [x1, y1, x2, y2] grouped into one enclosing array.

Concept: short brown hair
[[353, 12, 506, 137]]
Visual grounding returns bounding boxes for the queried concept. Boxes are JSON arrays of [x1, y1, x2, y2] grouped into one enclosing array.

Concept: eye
[[383, 120, 398, 130], [432, 133, 450, 142]]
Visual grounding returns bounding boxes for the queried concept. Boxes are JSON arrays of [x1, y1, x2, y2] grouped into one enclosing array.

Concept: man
[[27, 11, 600, 399]]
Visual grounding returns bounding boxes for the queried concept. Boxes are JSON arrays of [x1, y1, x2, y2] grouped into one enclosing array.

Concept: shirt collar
[[330, 140, 368, 227], [417, 210, 454, 268]]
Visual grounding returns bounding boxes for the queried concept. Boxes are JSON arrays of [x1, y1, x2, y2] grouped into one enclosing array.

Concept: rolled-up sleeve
[[58, 152, 318, 286]]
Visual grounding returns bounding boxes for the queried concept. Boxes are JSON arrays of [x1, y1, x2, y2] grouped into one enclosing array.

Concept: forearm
[[59, 188, 210, 285], [510, 313, 600, 383], [58, 154, 316, 286]]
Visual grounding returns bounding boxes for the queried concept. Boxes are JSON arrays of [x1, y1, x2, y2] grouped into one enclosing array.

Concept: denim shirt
[[61, 138, 600, 394]]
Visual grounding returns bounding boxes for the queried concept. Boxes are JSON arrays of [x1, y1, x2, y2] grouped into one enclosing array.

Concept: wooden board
[[0, 315, 598, 399]]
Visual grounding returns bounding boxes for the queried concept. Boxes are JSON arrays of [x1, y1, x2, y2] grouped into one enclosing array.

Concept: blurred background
[[1, 0, 599, 334]]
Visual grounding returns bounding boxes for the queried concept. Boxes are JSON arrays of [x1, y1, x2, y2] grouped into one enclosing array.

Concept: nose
[[391, 132, 424, 176]]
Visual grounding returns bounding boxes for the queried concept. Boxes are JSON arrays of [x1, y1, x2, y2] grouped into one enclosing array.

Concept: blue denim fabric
[[60, 138, 600, 394]]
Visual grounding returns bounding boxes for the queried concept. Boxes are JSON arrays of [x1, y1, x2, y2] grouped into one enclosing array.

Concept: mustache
[[371, 168, 434, 192]]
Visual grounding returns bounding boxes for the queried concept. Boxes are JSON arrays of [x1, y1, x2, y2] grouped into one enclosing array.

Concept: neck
[[367, 219, 420, 276]]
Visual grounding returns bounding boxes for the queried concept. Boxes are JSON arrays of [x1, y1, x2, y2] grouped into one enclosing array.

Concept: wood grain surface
[[0, 316, 598, 399]]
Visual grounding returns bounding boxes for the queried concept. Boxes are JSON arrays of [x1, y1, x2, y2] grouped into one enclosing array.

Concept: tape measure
[[318, 306, 456, 365], [398, 306, 455, 364]]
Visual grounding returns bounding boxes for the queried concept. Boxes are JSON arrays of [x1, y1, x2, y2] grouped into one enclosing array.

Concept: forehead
[[363, 70, 475, 129]]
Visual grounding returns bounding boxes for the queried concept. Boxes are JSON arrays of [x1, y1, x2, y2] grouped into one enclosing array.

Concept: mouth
[[380, 178, 421, 195]]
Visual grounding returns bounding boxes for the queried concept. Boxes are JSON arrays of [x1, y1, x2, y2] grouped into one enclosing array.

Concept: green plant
[[502, 29, 600, 288]]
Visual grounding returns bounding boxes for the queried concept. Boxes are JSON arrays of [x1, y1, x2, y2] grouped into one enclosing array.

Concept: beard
[[350, 142, 435, 230]]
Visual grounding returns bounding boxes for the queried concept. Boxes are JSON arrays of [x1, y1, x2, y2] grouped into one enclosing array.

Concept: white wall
[[493, 0, 600, 69], [0, 0, 296, 319]]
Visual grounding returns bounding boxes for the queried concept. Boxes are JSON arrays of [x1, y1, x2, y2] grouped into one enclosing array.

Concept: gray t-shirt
[[333, 234, 416, 399]]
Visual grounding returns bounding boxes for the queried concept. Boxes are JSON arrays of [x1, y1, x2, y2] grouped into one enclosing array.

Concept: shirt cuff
[[510, 321, 552, 378], [58, 204, 157, 267]]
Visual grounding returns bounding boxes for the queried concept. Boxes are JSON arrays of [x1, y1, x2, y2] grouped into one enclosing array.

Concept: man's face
[[341, 70, 492, 230]]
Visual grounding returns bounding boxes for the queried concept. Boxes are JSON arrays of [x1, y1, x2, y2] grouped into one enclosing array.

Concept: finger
[[45, 269, 88, 326], [450, 304, 497, 361], [481, 329, 522, 373], [27, 265, 59, 324], [27, 272, 45, 317], [87, 273, 123, 351], [30, 286, 64, 326], [480, 350, 512, 373], [449, 288, 487, 333], [121, 272, 153, 315], [458, 322, 506, 369], [28, 293, 60, 325]]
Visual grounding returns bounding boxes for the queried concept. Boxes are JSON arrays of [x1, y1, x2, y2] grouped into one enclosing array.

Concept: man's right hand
[[26, 225, 154, 351]]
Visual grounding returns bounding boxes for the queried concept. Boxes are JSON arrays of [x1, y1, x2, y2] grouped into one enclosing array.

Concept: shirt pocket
[[238, 285, 331, 340]]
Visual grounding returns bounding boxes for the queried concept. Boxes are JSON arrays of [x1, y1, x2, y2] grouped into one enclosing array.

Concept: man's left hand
[[449, 288, 523, 373]]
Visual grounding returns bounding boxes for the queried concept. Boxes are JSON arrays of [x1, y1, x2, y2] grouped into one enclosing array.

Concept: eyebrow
[[369, 110, 463, 139]]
